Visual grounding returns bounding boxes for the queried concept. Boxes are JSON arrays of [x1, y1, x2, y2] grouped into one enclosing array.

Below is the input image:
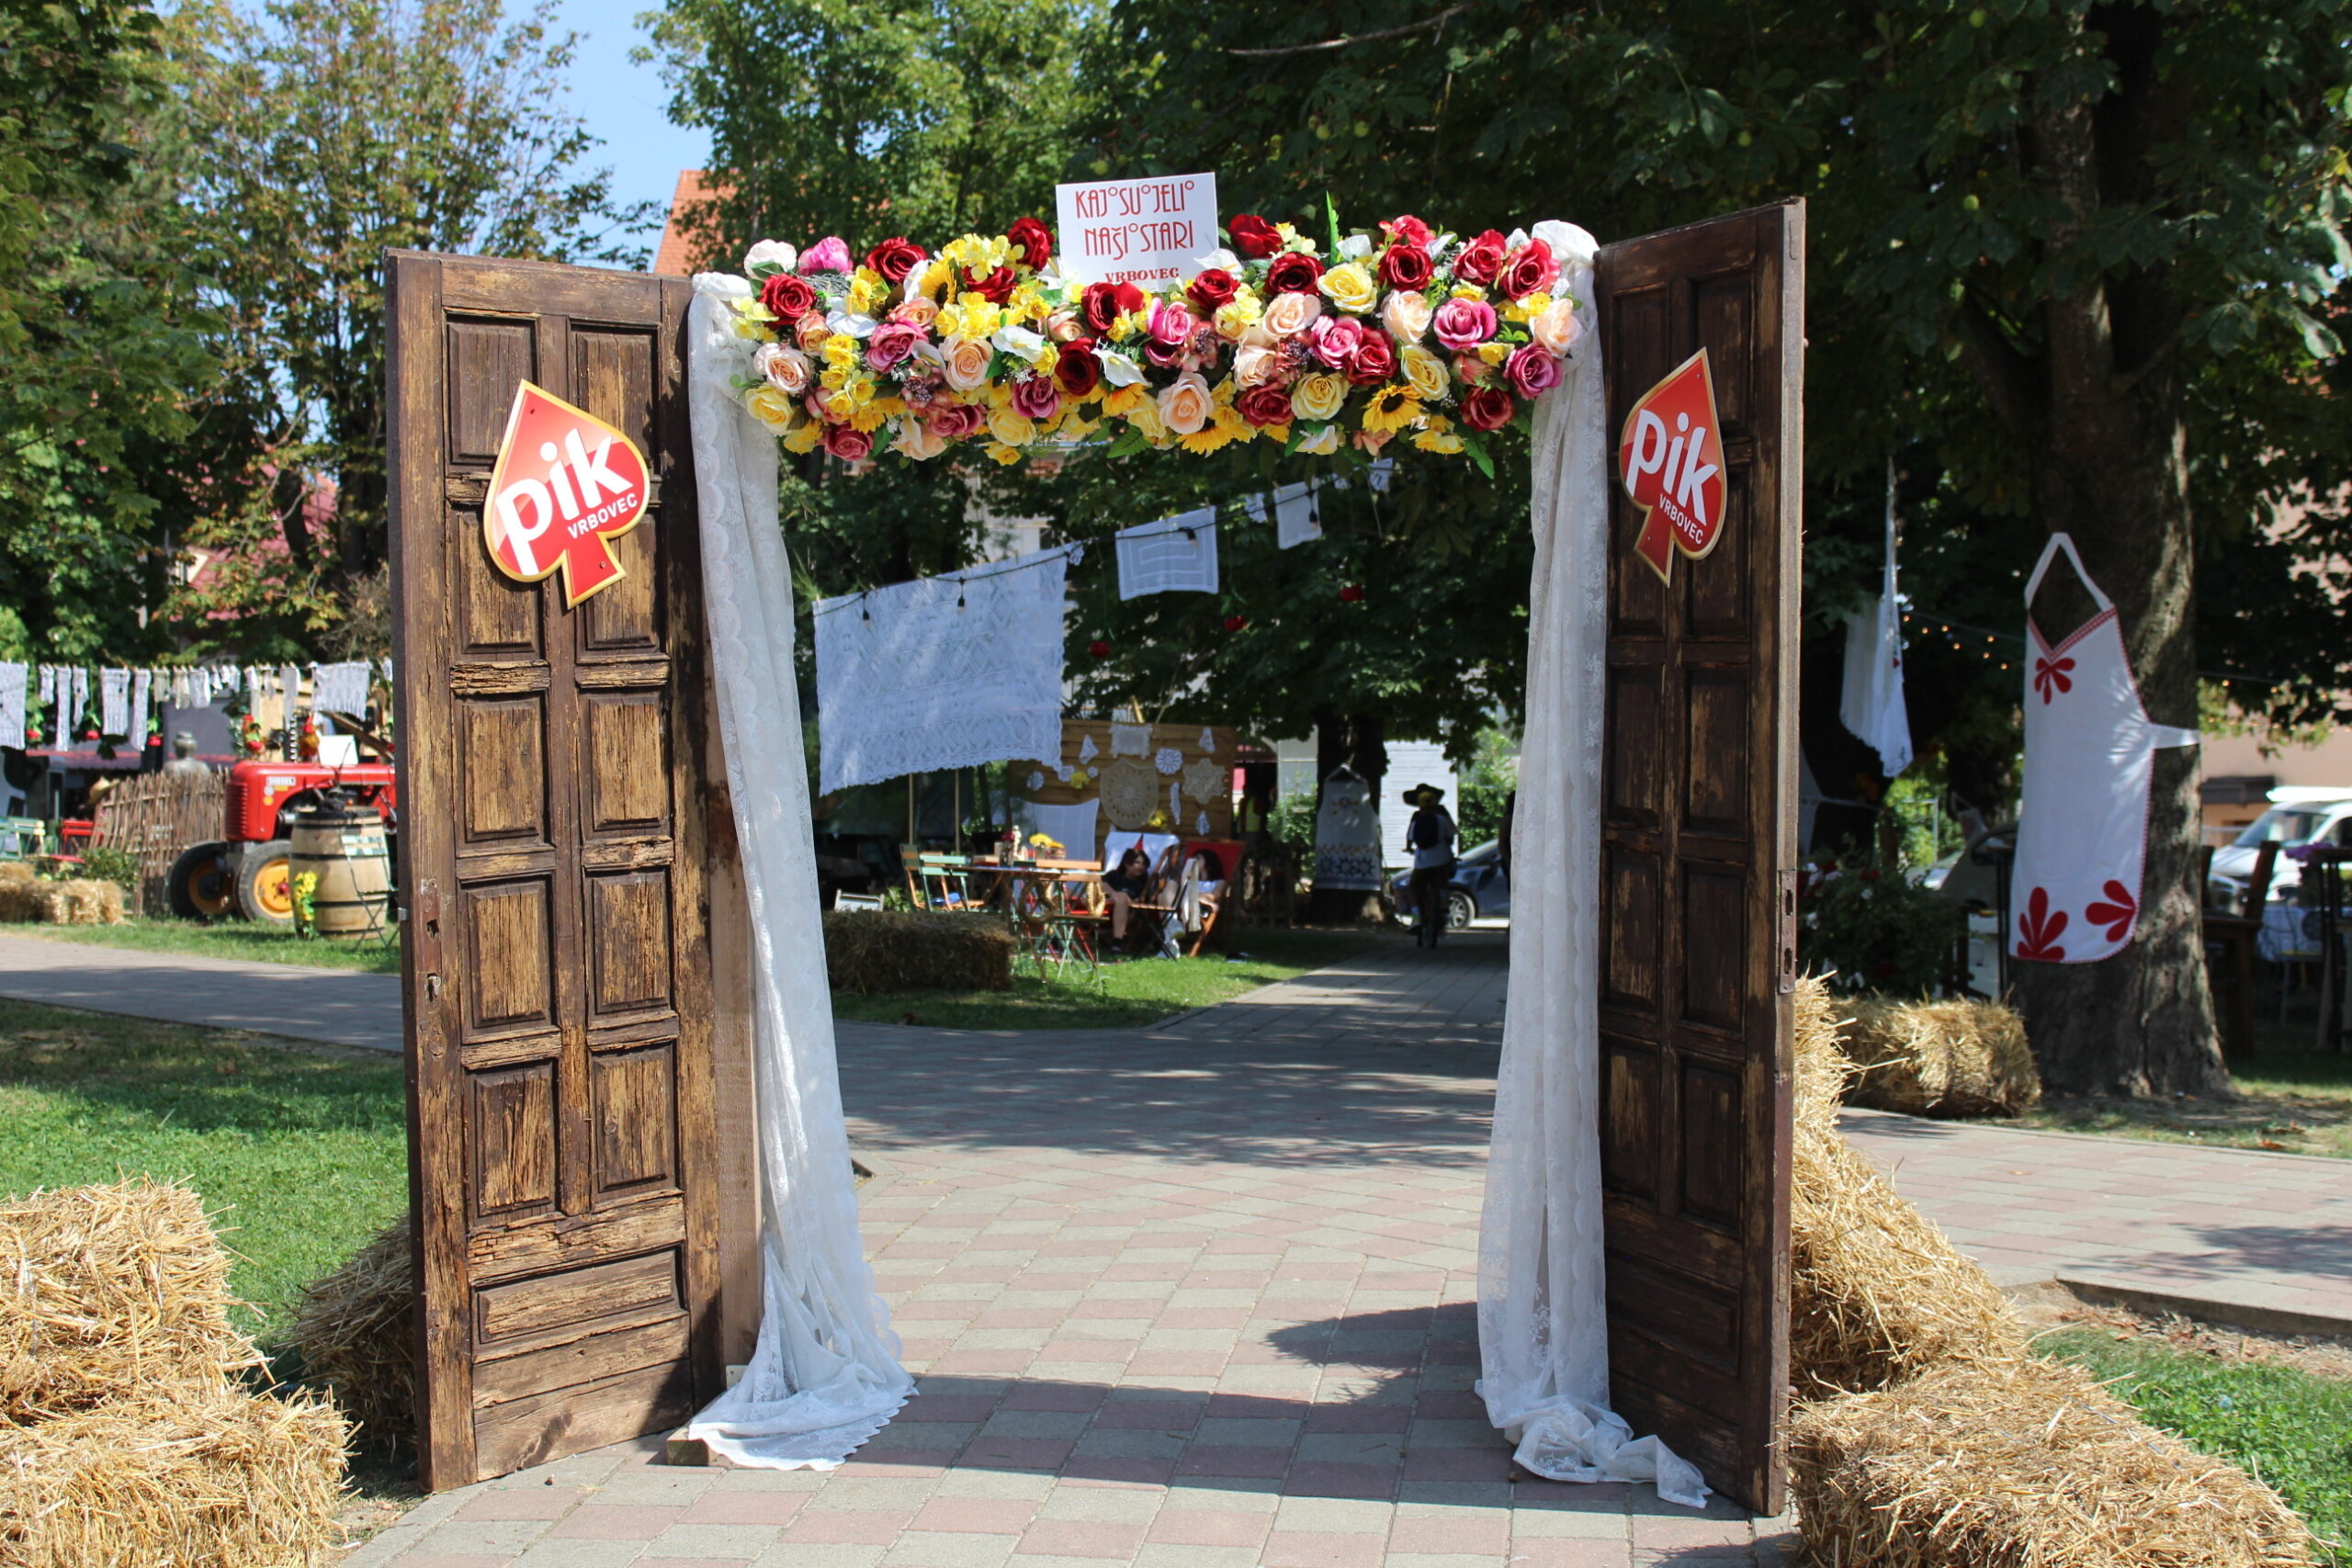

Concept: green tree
[[185, 0, 653, 614], [1091, 0, 2352, 1097]]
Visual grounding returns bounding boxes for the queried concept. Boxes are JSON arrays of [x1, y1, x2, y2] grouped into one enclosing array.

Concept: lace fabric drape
[[682, 276, 912, 1468], [1475, 225, 1708, 1511]]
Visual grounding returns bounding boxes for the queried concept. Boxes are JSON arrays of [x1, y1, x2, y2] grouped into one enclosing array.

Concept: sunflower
[[1362, 387, 1425, 433]]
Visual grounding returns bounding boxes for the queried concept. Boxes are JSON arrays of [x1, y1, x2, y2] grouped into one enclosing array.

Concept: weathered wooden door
[[388, 252, 723, 1490], [1594, 201, 1803, 1514]]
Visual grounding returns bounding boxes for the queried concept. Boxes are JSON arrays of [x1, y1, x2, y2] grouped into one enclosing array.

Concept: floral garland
[[725, 213, 1585, 472]]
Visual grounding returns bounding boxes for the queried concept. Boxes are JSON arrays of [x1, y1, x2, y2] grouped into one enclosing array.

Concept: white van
[[2208, 785, 2352, 908]]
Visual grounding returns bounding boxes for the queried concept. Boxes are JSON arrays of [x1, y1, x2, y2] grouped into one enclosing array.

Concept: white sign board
[[1055, 173, 1219, 288]]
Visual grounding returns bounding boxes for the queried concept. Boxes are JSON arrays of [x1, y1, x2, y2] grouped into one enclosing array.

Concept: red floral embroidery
[[2084, 878, 2138, 943], [2032, 653, 2075, 704], [2015, 886, 2069, 962]]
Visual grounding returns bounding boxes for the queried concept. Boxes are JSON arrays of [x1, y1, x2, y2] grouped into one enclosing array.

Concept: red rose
[[761, 271, 816, 320], [863, 236, 928, 285], [1453, 229, 1508, 286], [1188, 267, 1238, 311], [1088, 639, 1112, 659], [1223, 615, 1249, 632], [1346, 331, 1397, 387], [1228, 214, 1283, 259], [964, 265, 1017, 304], [1338, 583, 1366, 603], [1459, 384, 1516, 431], [1006, 216, 1054, 270], [1264, 251, 1323, 296], [1377, 243, 1433, 292], [1054, 338, 1102, 396], [1500, 239, 1558, 300], [821, 423, 874, 461], [1081, 280, 1145, 333], [1236, 382, 1295, 427], [1382, 214, 1434, 249]]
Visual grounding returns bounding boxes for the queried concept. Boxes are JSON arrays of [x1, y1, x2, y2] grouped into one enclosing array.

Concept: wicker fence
[[91, 772, 224, 915]]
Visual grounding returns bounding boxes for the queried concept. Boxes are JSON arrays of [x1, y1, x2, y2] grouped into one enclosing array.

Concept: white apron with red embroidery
[[2010, 535, 2199, 964]]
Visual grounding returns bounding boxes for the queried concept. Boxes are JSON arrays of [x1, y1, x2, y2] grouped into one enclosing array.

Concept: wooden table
[[964, 861, 1105, 982]]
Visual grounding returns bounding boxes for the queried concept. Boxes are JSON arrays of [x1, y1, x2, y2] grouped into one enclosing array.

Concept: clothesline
[[1902, 609, 2280, 690]]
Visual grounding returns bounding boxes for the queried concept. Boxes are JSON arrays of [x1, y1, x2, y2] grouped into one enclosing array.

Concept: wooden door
[[388, 252, 722, 1490], [1594, 201, 1803, 1514]]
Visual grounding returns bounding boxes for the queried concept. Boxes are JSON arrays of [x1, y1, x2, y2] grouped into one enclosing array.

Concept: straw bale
[[1843, 995, 2041, 1117], [0, 860, 32, 886], [1790, 978, 2025, 1398], [0, 1179, 258, 1423], [0, 875, 125, 924], [1788, 1355, 2320, 1567], [824, 908, 1013, 993], [0, 1382, 348, 1567], [286, 1216, 413, 1449]]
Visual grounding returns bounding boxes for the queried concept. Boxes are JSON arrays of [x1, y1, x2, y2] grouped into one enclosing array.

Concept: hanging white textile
[[1012, 797, 1100, 861], [680, 275, 913, 1467], [36, 668, 55, 744], [1310, 772, 1382, 891], [130, 670, 152, 742], [0, 664, 24, 749], [67, 669, 88, 740], [2009, 534, 2199, 964], [311, 660, 373, 718], [1114, 509, 1219, 598], [1839, 461, 1913, 778], [812, 546, 1075, 795], [278, 663, 302, 727], [1476, 223, 1709, 1511]]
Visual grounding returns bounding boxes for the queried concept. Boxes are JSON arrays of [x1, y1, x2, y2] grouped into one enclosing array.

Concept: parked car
[[1386, 839, 1510, 930], [2208, 787, 2352, 909]]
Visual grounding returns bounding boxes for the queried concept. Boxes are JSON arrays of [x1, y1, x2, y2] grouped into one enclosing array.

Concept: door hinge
[[1776, 868, 1799, 994]]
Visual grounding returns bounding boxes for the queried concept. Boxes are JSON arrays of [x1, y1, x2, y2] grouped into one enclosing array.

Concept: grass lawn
[[11, 915, 401, 973], [0, 998, 406, 1349], [829, 927, 1382, 1031], [2039, 1327, 2352, 1560]]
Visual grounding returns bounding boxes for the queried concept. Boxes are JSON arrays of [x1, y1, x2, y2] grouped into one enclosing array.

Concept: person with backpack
[[1403, 784, 1458, 947]]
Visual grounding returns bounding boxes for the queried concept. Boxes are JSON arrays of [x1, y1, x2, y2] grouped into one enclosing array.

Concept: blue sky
[[546, 0, 708, 232]]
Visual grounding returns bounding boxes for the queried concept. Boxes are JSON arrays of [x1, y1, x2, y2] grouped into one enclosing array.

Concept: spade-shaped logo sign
[[483, 382, 650, 608], [1618, 348, 1728, 583]]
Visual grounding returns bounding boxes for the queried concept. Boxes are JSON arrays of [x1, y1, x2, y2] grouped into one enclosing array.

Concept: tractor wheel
[[167, 842, 237, 921], [236, 840, 296, 926]]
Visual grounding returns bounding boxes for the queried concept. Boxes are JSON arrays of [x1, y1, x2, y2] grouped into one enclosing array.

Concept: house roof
[[654, 170, 727, 276]]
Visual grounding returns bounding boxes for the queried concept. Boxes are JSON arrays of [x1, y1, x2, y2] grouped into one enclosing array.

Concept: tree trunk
[[1308, 707, 1387, 925]]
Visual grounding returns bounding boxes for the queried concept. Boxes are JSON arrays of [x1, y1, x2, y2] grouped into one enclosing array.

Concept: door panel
[[390, 251, 721, 1490], [1595, 201, 1802, 1515]]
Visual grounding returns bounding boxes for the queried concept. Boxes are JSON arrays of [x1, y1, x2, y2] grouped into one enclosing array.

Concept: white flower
[[1096, 347, 1145, 387], [1337, 232, 1373, 260], [1531, 220, 1599, 269], [743, 239, 797, 275], [1506, 227, 1531, 251], [1193, 247, 1240, 275], [992, 324, 1046, 361], [827, 307, 877, 340], [1295, 424, 1340, 456]]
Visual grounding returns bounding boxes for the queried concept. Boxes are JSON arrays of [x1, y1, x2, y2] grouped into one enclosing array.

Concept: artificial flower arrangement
[[727, 213, 1585, 476]]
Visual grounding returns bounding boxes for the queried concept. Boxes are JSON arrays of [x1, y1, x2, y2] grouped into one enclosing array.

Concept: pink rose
[[1530, 298, 1582, 355], [1453, 352, 1491, 385], [940, 334, 994, 391], [891, 295, 939, 330], [754, 342, 811, 395], [1232, 336, 1281, 388], [1157, 370, 1213, 434], [794, 312, 832, 352], [1432, 298, 1498, 352], [865, 319, 924, 371], [1011, 375, 1061, 421], [1504, 342, 1562, 400], [926, 400, 986, 440], [1261, 290, 1321, 339], [799, 236, 853, 274], [821, 423, 874, 461], [1310, 314, 1365, 368], [895, 420, 950, 460], [1149, 301, 1198, 347], [1046, 308, 1086, 344]]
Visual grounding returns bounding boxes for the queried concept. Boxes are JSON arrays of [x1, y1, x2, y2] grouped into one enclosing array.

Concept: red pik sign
[[1619, 349, 1728, 583], [483, 382, 650, 608]]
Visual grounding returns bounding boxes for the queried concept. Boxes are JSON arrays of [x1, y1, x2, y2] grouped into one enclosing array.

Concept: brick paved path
[[347, 933, 1792, 1568]]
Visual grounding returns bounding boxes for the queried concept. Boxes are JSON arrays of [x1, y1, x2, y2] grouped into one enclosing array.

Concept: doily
[[1181, 756, 1223, 803], [1154, 747, 1183, 775], [1110, 722, 1149, 757], [1026, 769, 1045, 791], [1099, 760, 1159, 829], [1196, 811, 1210, 834], [1199, 727, 1216, 752], [1079, 733, 1099, 763]]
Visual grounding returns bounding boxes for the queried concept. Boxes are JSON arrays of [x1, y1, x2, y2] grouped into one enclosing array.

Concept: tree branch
[[1227, 6, 1467, 58], [1951, 296, 2042, 439]]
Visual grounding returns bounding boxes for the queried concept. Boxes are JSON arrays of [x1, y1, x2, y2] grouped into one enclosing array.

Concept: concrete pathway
[[346, 933, 1794, 1568], [0, 932, 401, 1050]]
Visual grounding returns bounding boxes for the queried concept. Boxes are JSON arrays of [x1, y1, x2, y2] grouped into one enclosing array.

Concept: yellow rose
[[1451, 281, 1489, 300], [1476, 341, 1510, 366], [1261, 290, 1321, 339], [781, 419, 824, 455], [1290, 371, 1346, 423], [1317, 262, 1377, 315], [941, 334, 995, 391], [1295, 424, 1340, 456], [1381, 291, 1433, 344], [745, 386, 797, 430], [1400, 345, 1450, 405], [1157, 371, 1214, 435], [1213, 299, 1262, 341], [988, 406, 1036, 447], [1531, 298, 1583, 355]]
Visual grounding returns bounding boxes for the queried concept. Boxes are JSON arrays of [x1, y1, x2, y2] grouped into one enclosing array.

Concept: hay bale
[[286, 1216, 413, 1450], [823, 908, 1013, 993], [1843, 995, 2040, 1117], [0, 1179, 258, 1422], [0, 860, 33, 886], [0, 876, 125, 925], [0, 1382, 348, 1566], [1791, 977, 2025, 1398], [1788, 1355, 2320, 1567]]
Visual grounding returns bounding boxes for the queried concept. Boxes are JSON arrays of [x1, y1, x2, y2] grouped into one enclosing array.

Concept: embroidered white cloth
[[278, 664, 301, 722], [70, 669, 88, 739], [1476, 222, 1709, 1511], [130, 670, 152, 741], [0, 664, 24, 748], [680, 276, 913, 1468], [1272, 482, 1322, 548], [1840, 463, 1912, 777], [2010, 534, 2199, 964], [1108, 722, 1148, 758], [312, 660, 373, 718], [1114, 509, 1218, 598], [812, 547, 1075, 795], [1014, 798, 1099, 861], [1079, 732, 1100, 763], [99, 670, 130, 739], [1312, 774, 1383, 891]]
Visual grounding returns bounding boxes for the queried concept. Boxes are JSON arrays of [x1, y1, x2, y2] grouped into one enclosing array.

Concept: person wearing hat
[[1403, 783, 1458, 947]]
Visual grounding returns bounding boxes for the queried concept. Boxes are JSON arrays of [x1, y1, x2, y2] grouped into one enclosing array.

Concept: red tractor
[[166, 758, 399, 924]]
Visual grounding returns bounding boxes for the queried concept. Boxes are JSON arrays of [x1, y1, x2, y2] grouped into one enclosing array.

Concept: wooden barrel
[[288, 805, 392, 939]]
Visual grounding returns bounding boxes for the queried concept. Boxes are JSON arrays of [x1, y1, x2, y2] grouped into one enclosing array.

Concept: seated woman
[[1176, 847, 1225, 937], [1100, 844, 1154, 942]]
